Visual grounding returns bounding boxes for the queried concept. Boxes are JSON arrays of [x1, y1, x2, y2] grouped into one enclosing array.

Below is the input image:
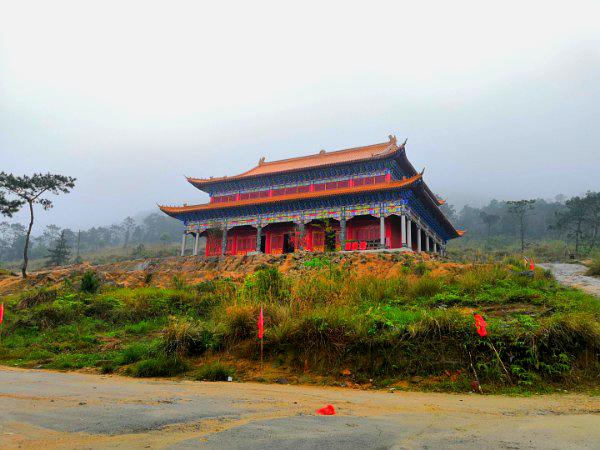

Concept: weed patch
[[193, 361, 235, 381]]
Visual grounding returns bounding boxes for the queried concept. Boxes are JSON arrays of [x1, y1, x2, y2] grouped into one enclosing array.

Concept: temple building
[[159, 135, 462, 256]]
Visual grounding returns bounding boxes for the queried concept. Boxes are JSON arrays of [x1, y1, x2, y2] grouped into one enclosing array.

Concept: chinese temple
[[159, 135, 462, 257]]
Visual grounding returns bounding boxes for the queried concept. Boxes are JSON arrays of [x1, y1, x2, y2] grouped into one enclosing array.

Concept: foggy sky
[[1, 1, 599, 230]]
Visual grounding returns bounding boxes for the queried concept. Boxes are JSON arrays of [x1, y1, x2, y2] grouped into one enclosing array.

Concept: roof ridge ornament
[[319, 149, 326, 154], [258, 157, 266, 166], [388, 134, 397, 147]]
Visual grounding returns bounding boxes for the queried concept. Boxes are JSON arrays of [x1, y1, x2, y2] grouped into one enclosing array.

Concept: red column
[[305, 226, 313, 251], [231, 232, 238, 255]]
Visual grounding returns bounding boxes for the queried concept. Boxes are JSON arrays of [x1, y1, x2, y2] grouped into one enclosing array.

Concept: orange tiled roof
[[160, 173, 422, 215], [188, 136, 402, 185]]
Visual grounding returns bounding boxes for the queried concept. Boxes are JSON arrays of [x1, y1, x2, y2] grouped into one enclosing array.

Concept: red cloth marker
[[258, 307, 264, 339], [0, 303, 4, 325], [474, 314, 487, 337], [316, 404, 336, 415]]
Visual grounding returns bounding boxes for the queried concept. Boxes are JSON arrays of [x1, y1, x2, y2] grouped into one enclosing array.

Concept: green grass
[[193, 361, 235, 381], [126, 357, 189, 377], [0, 259, 598, 392]]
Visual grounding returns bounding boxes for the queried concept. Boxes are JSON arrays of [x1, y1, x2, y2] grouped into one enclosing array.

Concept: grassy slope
[[0, 254, 598, 394]]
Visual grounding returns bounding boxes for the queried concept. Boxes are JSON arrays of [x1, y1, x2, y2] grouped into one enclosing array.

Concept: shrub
[[414, 261, 428, 276], [80, 270, 100, 294], [126, 357, 189, 377], [193, 361, 235, 381], [143, 272, 153, 285]]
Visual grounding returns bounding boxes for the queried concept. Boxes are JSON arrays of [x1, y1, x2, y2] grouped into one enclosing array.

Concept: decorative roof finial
[[388, 134, 397, 146], [319, 149, 326, 154], [258, 157, 266, 166]]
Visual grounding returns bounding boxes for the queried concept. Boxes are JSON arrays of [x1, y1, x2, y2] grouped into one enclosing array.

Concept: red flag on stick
[[258, 307, 264, 339], [0, 303, 4, 325], [473, 314, 487, 337], [529, 257, 535, 271]]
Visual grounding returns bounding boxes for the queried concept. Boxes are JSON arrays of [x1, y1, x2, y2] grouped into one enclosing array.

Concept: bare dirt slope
[[0, 251, 441, 296], [0, 367, 598, 449], [539, 263, 600, 297]]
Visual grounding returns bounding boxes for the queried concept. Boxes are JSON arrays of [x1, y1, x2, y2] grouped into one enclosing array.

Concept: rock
[[275, 377, 289, 384], [133, 261, 151, 271]]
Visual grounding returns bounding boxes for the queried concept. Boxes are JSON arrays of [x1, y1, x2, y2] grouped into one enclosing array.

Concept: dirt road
[[539, 263, 600, 297], [0, 368, 598, 449]]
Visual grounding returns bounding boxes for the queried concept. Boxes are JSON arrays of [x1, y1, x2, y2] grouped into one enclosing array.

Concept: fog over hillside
[[1, 1, 599, 230]]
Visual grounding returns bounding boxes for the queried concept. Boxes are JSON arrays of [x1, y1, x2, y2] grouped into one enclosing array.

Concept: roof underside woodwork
[[161, 174, 422, 214], [160, 174, 462, 240]]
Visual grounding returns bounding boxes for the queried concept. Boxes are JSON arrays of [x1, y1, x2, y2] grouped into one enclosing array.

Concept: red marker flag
[[529, 257, 535, 271], [258, 307, 264, 339], [0, 303, 4, 325], [473, 313, 487, 337]]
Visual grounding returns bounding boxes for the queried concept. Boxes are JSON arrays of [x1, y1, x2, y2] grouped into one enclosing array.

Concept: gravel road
[[0, 368, 598, 449], [539, 263, 600, 297]]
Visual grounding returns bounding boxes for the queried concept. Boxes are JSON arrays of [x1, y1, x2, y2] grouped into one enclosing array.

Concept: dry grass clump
[[162, 316, 218, 357]]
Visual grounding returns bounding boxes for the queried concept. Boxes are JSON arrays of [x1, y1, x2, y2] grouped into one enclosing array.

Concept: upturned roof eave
[[187, 140, 402, 191]]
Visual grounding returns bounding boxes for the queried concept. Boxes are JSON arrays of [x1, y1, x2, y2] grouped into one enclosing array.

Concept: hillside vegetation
[[0, 253, 598, 394]]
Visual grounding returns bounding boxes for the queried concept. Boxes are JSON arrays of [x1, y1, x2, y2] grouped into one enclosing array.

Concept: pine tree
[[0, 172, 76, 277], [47, 230, 71, 267]]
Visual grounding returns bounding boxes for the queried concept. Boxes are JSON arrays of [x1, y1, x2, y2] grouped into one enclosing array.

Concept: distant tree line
[[443, 191, 600, 256], [0, 212, 184, 265]]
